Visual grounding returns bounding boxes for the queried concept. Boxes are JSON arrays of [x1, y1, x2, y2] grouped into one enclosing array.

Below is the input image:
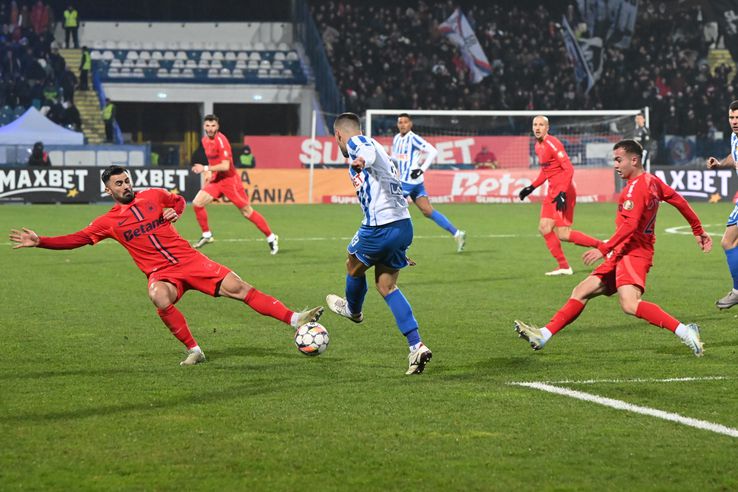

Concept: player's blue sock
[[345, 274, 367, 315], [725, 246, 738, 290], [430, 210, 457, 235], [384, 289, 420, 346]]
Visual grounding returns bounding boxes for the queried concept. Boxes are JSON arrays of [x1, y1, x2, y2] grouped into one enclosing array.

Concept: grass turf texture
[[1, 201, 737, 490]]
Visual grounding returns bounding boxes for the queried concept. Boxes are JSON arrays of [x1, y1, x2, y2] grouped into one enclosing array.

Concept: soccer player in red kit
[[191, 114, 278, 254], [9, 166, 322, 366], [514, 140, 712, 356], [519, 115, 601, 276]]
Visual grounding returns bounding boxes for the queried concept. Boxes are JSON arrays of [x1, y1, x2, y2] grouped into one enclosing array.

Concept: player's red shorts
[[202, 173, 249, 209], [540, 182, 576, 227], [592, 253, 653, 296], [147, 252, 232, 302]]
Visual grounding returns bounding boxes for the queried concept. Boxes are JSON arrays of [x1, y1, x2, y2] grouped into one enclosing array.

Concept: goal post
[[365, 109, 650, 172]]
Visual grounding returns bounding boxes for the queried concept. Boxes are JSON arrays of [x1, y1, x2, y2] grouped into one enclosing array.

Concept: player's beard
[[118, 190, 135, 204]]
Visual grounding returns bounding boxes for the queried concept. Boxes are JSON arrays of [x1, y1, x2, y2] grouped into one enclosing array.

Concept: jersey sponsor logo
[[351, 171, 365, 191], [122, 217, 166, 241], [623, 199, 634, 210]]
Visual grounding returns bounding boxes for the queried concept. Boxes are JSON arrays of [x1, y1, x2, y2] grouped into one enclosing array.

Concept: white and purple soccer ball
[[294, 322, 329, 356]]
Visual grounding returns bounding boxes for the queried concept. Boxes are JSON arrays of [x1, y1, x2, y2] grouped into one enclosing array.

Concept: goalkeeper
[[518, 115, 602, 276]]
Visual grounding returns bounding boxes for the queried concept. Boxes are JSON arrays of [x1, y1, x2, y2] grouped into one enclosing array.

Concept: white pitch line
[[513, 381, 738, 438], [665, 224, 724, 235], [509, 376, 731, 385]]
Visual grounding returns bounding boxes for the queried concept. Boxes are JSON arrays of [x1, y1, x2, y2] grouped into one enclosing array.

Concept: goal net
[[365, 109, 648, 171]]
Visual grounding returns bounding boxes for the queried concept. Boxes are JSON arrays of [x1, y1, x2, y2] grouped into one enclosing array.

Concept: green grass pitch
[[1, 201, 737, 490]]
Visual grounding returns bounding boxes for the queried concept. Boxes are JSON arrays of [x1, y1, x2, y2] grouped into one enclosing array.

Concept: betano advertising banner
[[233, 168, 617, 205], [243, 136, 531, 168]]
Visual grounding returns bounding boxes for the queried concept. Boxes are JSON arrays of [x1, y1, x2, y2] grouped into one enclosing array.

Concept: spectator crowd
[[313, 0, 735, 144], [0, 1, 82, 131]]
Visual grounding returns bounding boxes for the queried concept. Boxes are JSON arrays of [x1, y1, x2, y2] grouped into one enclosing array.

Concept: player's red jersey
[[598, 173, 704, 259], [201, 131, 235, 182], [79, 189, 199, 276], [533, 135, 574, 195]]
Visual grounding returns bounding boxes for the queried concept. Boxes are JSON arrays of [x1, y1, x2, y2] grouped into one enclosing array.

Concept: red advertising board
[[230, 168, 616, 205], [243, 136, 531, 168]]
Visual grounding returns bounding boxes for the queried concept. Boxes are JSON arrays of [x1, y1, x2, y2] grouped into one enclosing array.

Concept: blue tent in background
[[0, 107, 84, 145]]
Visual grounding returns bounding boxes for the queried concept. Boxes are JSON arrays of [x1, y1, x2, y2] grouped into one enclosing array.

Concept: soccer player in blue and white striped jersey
[[325, 112, 432, 375], [392, 113, 466, 252], [707, 99, 738, 309]]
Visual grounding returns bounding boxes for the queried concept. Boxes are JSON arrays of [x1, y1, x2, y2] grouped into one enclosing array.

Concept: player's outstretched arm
[[9, 228, 40, 248]]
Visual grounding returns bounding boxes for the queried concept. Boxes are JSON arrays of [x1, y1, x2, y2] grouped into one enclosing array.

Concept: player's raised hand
[[162, 208, 179, 223], [706, 157, 720, 169], [191, 163, 207, 174], [696, 232, 712, 253], [9, 228, 39, 248], [553, 191, 567, 212], [518, 185, 535, 201], [351, 156, 366, 172], [582, 248, 604, 265]]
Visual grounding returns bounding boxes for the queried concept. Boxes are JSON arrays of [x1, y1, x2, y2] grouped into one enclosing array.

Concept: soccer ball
[[294, 322, 329, 356]]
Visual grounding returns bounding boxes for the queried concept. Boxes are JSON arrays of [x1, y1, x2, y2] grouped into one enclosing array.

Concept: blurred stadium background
[[1, 0, 737, 204]]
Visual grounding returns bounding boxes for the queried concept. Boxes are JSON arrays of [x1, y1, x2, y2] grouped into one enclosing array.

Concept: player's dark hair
[[613, 139, 643, 158], [101, 165, 128, 184], [204, 114, 219, 123], [730, 100, 738, 112], [398, 113, 412, 120], [334, 112, 362, 131]]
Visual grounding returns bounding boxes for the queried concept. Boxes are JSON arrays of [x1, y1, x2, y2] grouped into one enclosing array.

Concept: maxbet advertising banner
[[0, 167, 199, 203]]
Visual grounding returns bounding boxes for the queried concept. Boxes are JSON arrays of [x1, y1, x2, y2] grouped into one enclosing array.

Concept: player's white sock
[[266, 233, 276, 243], [733, 288, 738, 295], [409, 342, 423, 352], [540, 327, 553, 343], [191, 345, 202, 353], [202, 231, 212, 238], [674, 324, 689, 339]]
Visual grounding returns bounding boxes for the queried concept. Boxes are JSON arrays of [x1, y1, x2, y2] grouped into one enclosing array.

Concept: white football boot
[[180, 347, 206, 366], [326, 294, 363, 323], [680, 323, 704, 357], [406, 343, 433, 375], [514, 320, 546, 350]]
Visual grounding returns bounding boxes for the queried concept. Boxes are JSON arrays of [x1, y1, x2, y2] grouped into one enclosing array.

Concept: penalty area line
[[512, 381, 738, 438]]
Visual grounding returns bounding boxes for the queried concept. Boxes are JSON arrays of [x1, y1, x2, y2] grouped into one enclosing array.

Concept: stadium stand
[[92, 44, 305, 84], [0, 1, 87, 132], [311, 0, 730, 146]]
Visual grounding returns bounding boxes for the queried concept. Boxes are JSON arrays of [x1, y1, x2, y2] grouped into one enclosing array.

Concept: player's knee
[[241, 206, 253, 218], [376, 283, 396, 297], [538, 224, 552, 235], [619, 298, 638, 315], [148, 285, 172, 309]]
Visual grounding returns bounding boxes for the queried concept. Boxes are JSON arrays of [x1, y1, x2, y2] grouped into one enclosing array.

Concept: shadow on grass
[[1, 370, 376, 424]]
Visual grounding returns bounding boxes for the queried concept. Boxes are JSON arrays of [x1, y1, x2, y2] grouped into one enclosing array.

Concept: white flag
[[439, 9, 492, 84]]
